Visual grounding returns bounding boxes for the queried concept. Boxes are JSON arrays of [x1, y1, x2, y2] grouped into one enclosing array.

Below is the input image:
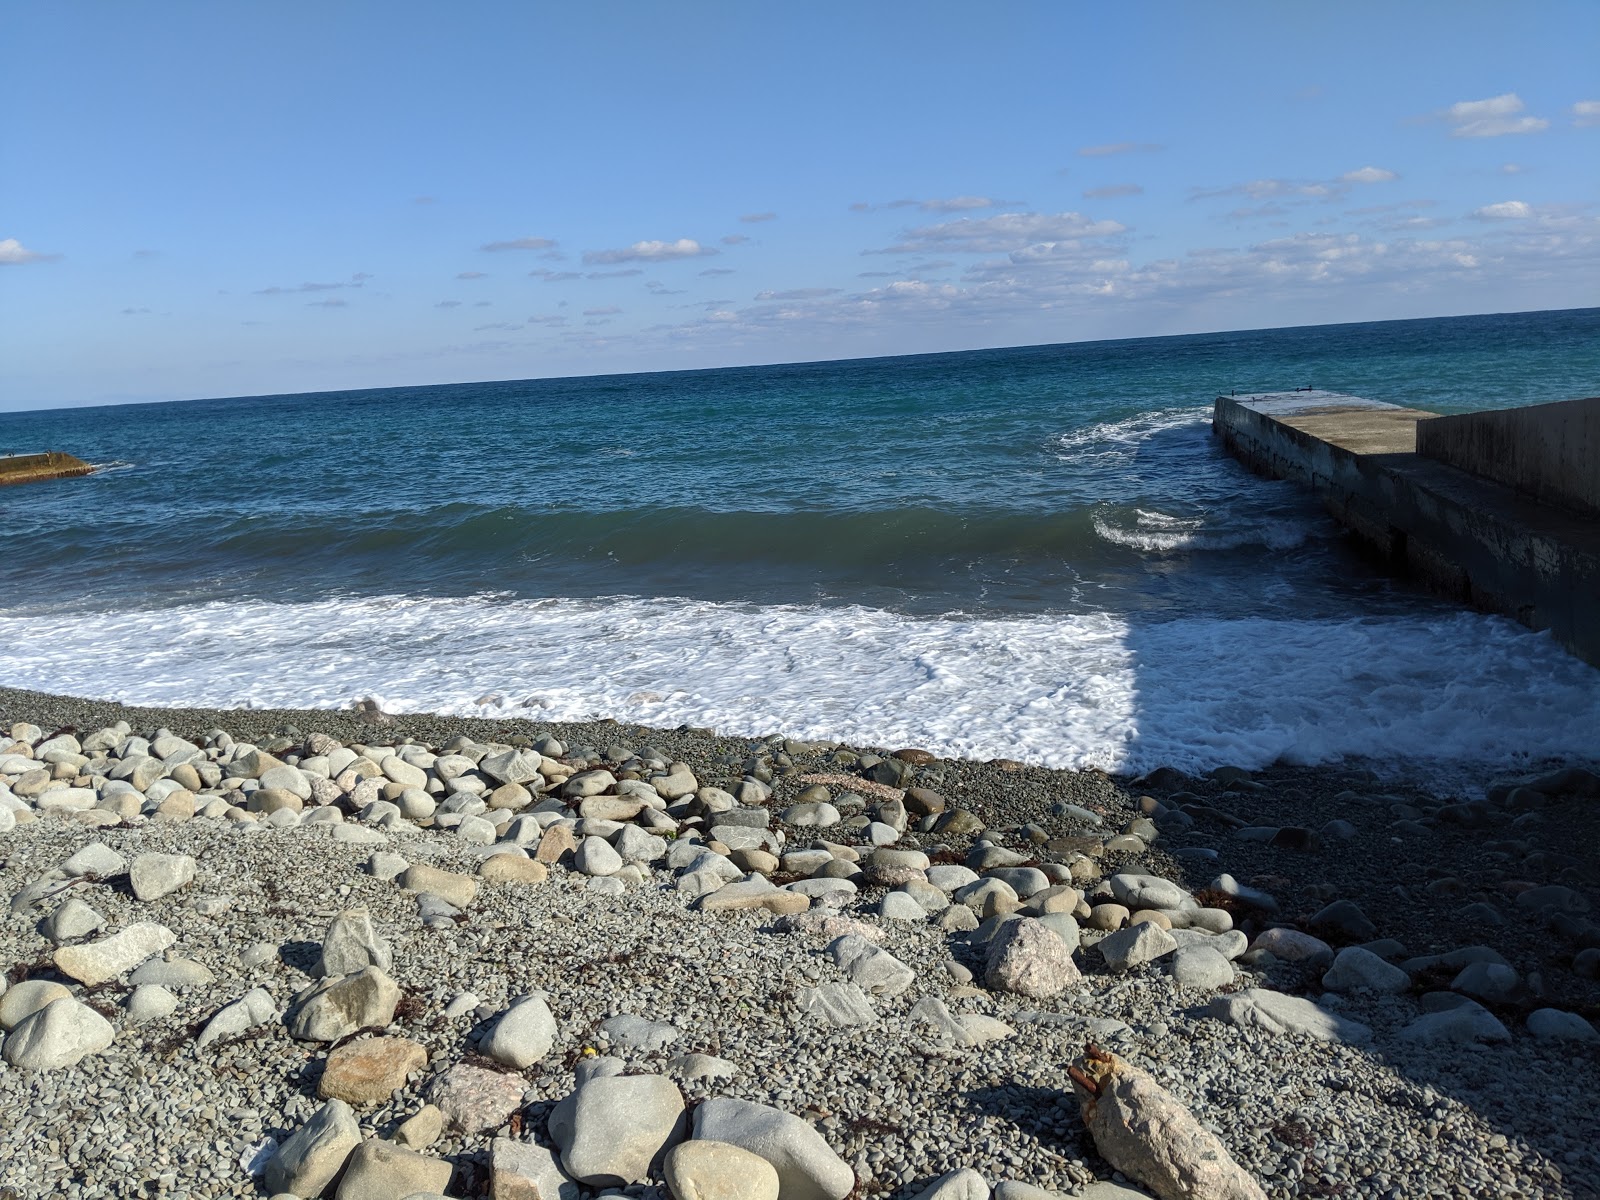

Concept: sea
[[3, 308, 1598, 781]]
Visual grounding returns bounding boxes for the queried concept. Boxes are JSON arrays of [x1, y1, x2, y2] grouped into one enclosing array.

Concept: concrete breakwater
[[0, 451, 94, 487], [1213, 392, 1600, 667]]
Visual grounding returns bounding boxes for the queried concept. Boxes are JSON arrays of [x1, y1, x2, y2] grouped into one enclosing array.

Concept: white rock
[[197, 988, 278, 1049], [1167, 945, 1234, 990], [61, 842, 127, 877], [1526, 1008, 1599, 1041], [1, 979, 72, 1030], [664, 1140, 781, 1200], [575, 836, 624, 877], [54, 922, 177, 986], [482, 994, 558, 1067], [1321, 946, 1410, 994], [40, 897, 106, 943], [908, 1169, 990, 1200], [1097, 923, 1177, 972], [262, 1098, 361, 1197], [129, 853, 196, 901], [125, 984, 179, 1023], [1, 997, 115, 1070], [692, 1097, 855, 1200]]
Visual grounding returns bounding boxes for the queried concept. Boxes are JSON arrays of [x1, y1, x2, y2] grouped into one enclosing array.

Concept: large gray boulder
[[286, 967, 401, 1042], [692, 1097, 855, 1200], [262, 1098, 361, 1197], [553, 1073, 687, 1186], [1, 997, 115, 1070]]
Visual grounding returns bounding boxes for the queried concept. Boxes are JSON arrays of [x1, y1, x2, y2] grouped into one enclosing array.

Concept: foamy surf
[[2, 594, 1595, 780]]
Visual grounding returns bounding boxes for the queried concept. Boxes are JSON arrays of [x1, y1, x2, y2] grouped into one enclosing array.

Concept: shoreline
[[2, 684, 1598, 1197]]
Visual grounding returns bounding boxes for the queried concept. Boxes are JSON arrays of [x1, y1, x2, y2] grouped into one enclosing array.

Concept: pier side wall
[[1416, 396, 1600, 518], [1214, 395, 1600, 667]]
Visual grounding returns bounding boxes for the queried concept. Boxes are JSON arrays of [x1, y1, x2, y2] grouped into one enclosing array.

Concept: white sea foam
[[1051, 407, 1209, 462], [3, 594, 1597, 779], [1091, 509, 1312, 553]]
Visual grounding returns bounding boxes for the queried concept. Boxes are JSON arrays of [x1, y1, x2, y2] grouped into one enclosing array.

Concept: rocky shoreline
[[1, 684, 1597, 1200]]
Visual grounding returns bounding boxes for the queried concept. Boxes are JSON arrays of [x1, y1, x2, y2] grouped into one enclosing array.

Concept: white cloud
[[481, 236, 558, 252], [1083, 184, 1143, 199], [1471, 200, 1534, 220], [1443, 93, 1548, 138], [869, 211, 1126, 255], [0, 237, 60, 265], [583, 238, 718, 265], [720, 234, 750, 246], [1340, 166, 1398, 184], [1574, 100, 1600, 128], [740, 212, 777, 223], [1078, 142, 1163, 157], [1501, 163, 1525, 174], [754, 288, 842, 300]]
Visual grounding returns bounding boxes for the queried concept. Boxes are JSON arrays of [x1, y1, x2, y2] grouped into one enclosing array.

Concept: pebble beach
[[1, 684, 1597, 1200]]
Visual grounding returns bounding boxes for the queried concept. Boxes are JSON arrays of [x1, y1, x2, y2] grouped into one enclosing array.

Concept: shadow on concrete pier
[[1213, 392, 1600, 667]]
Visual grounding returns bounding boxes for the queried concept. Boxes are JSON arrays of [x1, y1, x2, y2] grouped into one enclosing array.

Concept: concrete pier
[[0, 451, 94, 487], [1213, 391, 1600, 667]]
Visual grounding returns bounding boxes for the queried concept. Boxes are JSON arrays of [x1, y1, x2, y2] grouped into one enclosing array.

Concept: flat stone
[[1107, 873, 1188, 911], [263, 1099, 361, 1198], [54, 921, 176, 985], [125, 857, 196, 907], [286, 967, 401, 1042], [1398, 998, 1510, 1044], [399, 864, 478, 908], [430, 1062, 527, 1134], [483, 994, 558, 1068], [664, 1140, 781, 1200], [602, 1013, 681, 1051], [795, 981, 875, 1027], [827, 935, 915, 997], [1209, 988, 1372, 1043], [482, 855, 550, 885], [697, 878, 809, 915], [1249, 927, 1333, 966], [554, 1073, 687, 1187], [907, 1169, 989, 1200], [61, 842, 127, 877], [320, 1036, 427, 1104], [333, 1138, 452, 1200], [130, 956, 215, 989], [1, 997, 114, 1070], [692, 1097, 855, 1200], [1097, 923, 1177, 971]]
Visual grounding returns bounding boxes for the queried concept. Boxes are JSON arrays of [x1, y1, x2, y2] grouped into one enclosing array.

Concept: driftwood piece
[[1069, 1045, 1267, 1200]]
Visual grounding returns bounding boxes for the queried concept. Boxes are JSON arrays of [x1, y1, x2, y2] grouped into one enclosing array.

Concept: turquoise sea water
[[3, 308, 1598, 775]]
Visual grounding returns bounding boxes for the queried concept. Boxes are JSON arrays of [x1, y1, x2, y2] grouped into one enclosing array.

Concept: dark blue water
[[3, 308, 1597, 774]]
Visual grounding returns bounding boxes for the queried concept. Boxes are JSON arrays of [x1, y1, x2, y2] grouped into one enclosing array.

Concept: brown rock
[[892, 748, 937, 764], [488, 782, 533, 810], [154, 790, 196, 821], [399, 864, 478, 908], [319, 1036, 427, 1105], [480, 856, 550, 885], [1130, 910, 1172, 930], [394, 1104, 445, 1149], [534, 824, 580, 865], [902, 787, 946, 816], [729, 849, 778, 875], [249, 787, 304, 815]]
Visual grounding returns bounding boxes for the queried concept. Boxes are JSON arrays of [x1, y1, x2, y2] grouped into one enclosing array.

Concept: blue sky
[[3, 1, 1596, 410]]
